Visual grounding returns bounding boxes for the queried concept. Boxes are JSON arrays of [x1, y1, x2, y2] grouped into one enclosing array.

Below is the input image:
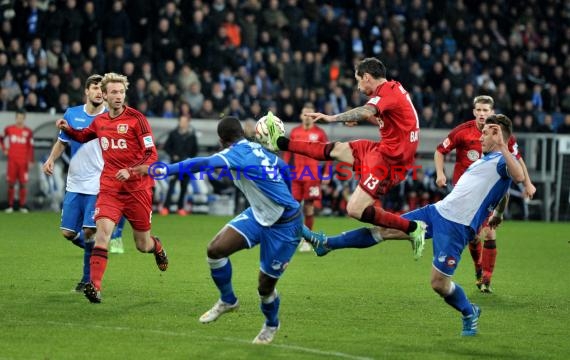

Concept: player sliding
[[303, 115, 525, 336], [265, 57, 426, 259]]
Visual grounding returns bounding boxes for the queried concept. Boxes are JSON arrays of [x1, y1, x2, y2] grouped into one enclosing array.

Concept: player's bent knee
[[206, 243, 227, 259]]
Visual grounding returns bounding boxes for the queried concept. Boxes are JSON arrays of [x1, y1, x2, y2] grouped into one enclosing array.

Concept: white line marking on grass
[[39, 320, 374, 360]]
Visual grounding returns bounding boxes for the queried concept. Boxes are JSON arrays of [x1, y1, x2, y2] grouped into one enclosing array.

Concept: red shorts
[[291, 180, 321, 202], [349, 140, 410, 197], [6, 161, 29, 184], [95, 189, 153, 231]]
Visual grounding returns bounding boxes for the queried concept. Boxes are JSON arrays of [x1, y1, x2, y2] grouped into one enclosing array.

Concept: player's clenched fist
[[56, 118, 69, 130]]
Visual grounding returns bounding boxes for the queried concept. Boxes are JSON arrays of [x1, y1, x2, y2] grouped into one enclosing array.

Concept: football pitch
[[1, 212, 569, 359]]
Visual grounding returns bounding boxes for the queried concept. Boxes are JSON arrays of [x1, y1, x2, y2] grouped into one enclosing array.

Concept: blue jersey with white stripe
[[435, 151, 512, 231], [215, 139, 299, 226], [59, 104, 107, 194]]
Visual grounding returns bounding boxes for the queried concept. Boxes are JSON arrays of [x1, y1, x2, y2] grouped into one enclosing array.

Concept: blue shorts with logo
[[228, 207, 302, 279], [60, 192, 97, 232], [402, 204, 475, 276]]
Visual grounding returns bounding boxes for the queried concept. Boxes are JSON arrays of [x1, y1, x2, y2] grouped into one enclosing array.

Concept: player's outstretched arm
[[56, 118, 97, 143], [166, 155, 228, 176]]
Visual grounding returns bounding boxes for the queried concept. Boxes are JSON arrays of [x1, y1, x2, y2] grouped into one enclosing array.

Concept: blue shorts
[[61, 192, 97, 233], [402, 205, 475, 276], [228, 207, 302, 279]]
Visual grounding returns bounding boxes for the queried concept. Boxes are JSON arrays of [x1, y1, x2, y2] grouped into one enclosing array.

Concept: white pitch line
[[37, 320, 374, 360]]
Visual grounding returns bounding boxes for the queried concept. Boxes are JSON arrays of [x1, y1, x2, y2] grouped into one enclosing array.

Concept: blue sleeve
[[58, 130, 70, 143], [166, 154, 228, 175], [496, 156, 509, 178]]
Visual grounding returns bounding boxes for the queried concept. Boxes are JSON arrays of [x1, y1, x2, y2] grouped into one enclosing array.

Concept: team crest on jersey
[[117, 124, 129, 134], [100, 137, 109, 150], [309, 133, 319, 141], [446, 256, 457, 268], [467, 150, 480, 161]]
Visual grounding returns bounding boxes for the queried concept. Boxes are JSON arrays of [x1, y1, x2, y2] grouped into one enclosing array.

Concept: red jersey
[[283, 125, 331, 181], [64, 106, 158, 193], [436, 119, 521, 185], [365, 80, 420, 165], [1, 125, 34, 163]]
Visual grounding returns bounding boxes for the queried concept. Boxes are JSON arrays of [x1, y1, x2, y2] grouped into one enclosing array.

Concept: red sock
[[305, 215, 314, 230], [361, 205, 411, 233], [90, 246, 108, 290], [482, 240, 497, 282], [152, 236, 163, 253], [19, 186, 27, 206], [468, 241, 482, 273], [7, 184, 15, 207], [288, 140, 333, 161]]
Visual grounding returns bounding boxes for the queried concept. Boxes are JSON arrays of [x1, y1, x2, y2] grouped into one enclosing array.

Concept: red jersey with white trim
[[283, 124, 331, 181], [436, 119, 521, 185], [365, 80, 420, 165], [63, 106, 158, 193], [1, 125, 34, 163]]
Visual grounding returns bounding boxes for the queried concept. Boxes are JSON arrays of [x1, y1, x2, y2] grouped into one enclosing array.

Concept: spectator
[[557, 114, 570, 134], [102, 0, 130, 55]]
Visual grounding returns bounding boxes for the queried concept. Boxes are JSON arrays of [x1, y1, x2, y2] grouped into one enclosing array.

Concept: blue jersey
[[435, 151, 513, 232], [168, 139, 300, 226], [59, 104, 107, 194]]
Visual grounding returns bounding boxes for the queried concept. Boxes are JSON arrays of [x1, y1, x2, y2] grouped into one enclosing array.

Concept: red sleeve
[[130, 111, 158, 167], [436, 127, 461, 155], [508, 135, 522, 159], [64, 121, 98, 143]]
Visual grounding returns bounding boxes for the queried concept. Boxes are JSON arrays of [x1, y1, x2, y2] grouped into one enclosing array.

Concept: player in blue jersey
[[303, 115, 524, 336], [42, 75, 107, 292], [156, 116, 302, 344]]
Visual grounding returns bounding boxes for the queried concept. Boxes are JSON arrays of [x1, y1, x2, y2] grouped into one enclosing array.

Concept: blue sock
[[260, 292, 280, 327], [327, 228, 379, 250], [70, 230, 85, 249], [444, 282, 473, 316], [209, 258, 237, 305], [112, 217, 126, 239], [81, 240, 94, 283]]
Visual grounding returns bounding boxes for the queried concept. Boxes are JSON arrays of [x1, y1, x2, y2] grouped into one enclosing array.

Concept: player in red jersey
[[434, 95, 536, 293], [282, 102, 331, 252], [1, 109, 34, 213], [268, 57, 426, 259], [56, 72, 168, 303]]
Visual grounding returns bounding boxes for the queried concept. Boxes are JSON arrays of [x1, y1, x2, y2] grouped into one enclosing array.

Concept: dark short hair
[[355, 58, 386, 79], [218, 116, 244, 143], [85, 74, 103, 89], [15, 109, 26, 117], [485, 114, 512, 140]]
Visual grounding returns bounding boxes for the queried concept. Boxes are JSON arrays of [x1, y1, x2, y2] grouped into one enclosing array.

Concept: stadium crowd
[[1, 0, 570, 134]]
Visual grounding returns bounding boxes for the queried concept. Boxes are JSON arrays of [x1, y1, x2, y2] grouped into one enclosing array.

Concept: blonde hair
[[473, 95, 494, 108], [101, 72, 129, 92]]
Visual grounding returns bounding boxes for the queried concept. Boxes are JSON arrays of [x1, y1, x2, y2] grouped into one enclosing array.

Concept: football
[[255, 112, 285, 151]]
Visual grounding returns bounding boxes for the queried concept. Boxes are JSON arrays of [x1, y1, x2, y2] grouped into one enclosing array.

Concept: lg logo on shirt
[[100, 137, 127, 150]]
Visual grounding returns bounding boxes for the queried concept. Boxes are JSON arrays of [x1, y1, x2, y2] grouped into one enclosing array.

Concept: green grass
[[1, 213, 569, 359]]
